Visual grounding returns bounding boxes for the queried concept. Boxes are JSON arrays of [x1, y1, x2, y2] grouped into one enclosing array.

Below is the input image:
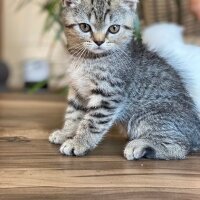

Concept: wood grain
[[0, 93, 200, 199]]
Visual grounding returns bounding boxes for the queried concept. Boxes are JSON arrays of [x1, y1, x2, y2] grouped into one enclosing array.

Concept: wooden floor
[[0, 93, 200, 200]]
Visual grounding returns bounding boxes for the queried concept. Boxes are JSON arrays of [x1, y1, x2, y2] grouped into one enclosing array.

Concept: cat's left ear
[[121, 0, 139, 11], [62, 0, 81, 8]]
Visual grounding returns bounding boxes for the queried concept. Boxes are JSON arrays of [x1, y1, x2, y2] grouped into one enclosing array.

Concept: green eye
[[79, 23, 91, 33], [108, 25, 120, 34]]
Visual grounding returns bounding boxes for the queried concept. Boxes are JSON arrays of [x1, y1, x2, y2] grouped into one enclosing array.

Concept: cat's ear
[[121, 0, 139, 11], [62, 0, 81, 8]]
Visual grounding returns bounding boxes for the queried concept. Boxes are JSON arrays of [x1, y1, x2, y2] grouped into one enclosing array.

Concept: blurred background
[[0, 0, 200, 94]]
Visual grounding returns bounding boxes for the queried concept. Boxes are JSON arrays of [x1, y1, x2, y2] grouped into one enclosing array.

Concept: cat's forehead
[[90, 0, 111, 19], [89, 1, 113, 27], [76, 0, 123, 24]]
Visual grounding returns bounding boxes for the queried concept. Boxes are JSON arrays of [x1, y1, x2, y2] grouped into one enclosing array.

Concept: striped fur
[[49, 0, 200, 160]]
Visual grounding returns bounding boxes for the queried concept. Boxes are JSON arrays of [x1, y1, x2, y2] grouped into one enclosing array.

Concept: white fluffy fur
[[143, 23, 200, 112]]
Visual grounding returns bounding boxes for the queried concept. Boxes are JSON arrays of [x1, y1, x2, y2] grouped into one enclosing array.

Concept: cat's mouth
[[83, 42, 111, 55], [92, 47, 105, 54]]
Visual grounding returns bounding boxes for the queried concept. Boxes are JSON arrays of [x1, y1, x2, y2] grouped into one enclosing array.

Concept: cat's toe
[[49, 130, 67, 145], [60, 139, 89, 156], [124, 145, 146, 160], [124, 140, 155, 160]]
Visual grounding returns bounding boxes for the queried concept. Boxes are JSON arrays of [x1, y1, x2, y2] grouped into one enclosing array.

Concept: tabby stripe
[[92, 72, 124, 86], [89, 8, 95, 20], [101, 101, 117, 110], [123, 25, 132, 30], [89, 126, 106, 134], [68, 100, 86, 112], [103, 105, 116, 110], [89, 106, 101, 111], [92, 9, 97, 20], [111, 99, 122, 103], [90, 78, 98, 86], [107, 80, 123, 88], [89, 124, 96, 129], [91, 88, 114, 97], [101, 100, 110, 106], [106, 77, 124, 88], [104, 9, 111, 21], [93, 75, 107, 82], [88, 119, 95, 124], [90, 113, 112, 118], [89, 105, 116, 111], [97, 120, 111, 125], [91, 131, 102, 134], [90, 77, 123, 89], [65, 24, 77, 29]]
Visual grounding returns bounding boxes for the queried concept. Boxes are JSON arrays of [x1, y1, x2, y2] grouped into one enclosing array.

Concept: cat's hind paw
[[124, 139, 188, 160], [124, 139, 155, 160]]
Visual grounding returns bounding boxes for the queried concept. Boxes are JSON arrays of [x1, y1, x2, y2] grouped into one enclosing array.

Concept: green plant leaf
[[28, 80, 48, 94]]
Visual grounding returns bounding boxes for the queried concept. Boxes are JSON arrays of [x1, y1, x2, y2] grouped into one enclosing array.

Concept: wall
[[2, 0, 69, 89], [0, 0, 3, 58]]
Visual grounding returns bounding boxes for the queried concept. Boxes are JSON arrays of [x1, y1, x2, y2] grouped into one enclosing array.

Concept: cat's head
[[62, 0, 138, 56]]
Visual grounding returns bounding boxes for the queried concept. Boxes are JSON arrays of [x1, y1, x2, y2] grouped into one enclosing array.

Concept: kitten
[[143, 23, 200, 112], [49, 0, 200, 160]]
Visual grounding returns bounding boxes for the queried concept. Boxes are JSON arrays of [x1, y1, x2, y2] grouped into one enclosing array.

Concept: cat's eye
[[79, 23, 91, 33], [108, 25, 120, 34]]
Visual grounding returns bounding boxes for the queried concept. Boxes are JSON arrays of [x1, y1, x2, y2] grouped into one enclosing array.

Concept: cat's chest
[[66, 66, 93, 98]]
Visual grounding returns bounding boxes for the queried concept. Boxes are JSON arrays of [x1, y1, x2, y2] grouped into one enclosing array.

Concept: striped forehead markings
[[104, 9, 111, 21], [89, 0, 111, 22], [91, 0, 111, 6]]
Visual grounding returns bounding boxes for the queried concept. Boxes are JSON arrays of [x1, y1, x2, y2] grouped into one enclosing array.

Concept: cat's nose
[[94, 40, 104, 46]]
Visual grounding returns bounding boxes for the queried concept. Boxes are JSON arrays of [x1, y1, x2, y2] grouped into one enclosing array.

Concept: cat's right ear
[[62, 0, 81, 8]]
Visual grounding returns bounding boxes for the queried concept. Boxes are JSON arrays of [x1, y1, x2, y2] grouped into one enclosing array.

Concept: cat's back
[[126, 43, 196, 110], [129, 44, 184, 88]]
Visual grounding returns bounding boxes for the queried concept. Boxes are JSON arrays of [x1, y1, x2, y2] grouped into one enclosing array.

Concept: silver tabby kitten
[[49, 0, 200, 160]]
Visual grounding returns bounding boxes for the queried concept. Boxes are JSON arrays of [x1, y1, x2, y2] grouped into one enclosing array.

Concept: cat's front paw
[[60, 139, 90, 156], [49, 130, 69, 145]]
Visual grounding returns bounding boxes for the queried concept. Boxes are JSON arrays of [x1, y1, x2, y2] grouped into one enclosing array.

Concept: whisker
[[67, 43, 83, 51]]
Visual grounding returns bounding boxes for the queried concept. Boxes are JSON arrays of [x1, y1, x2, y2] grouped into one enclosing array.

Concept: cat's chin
[[68, 47, 110, 58], [89, 48, 109, 55]]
